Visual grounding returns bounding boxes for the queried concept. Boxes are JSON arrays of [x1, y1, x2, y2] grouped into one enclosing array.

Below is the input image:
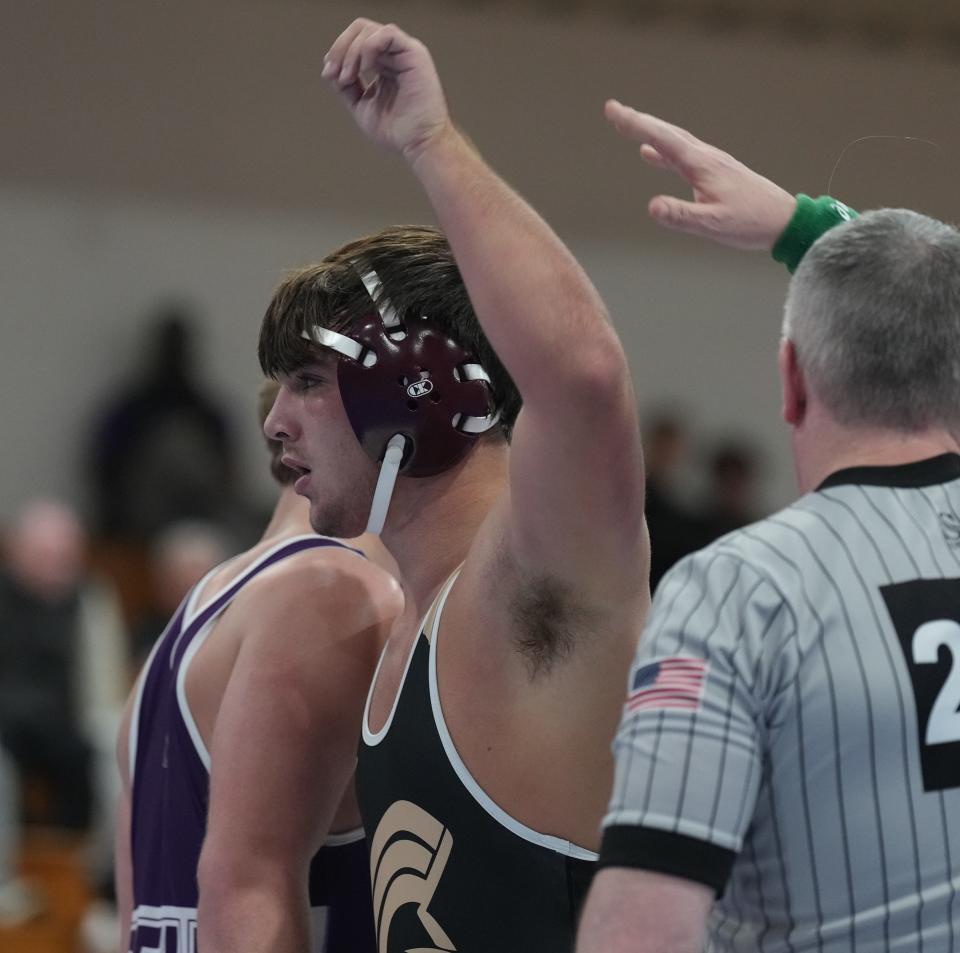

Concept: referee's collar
[[817, 452, 960, 490]]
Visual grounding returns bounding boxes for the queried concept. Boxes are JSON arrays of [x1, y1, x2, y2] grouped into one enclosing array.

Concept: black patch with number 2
[[882, 578, 960, 792]]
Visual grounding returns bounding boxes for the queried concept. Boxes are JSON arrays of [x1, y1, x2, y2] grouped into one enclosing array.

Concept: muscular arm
[[577, 868, 713, 953], [196, 556, 399, 953], [325, 19, 646, 633], [409, 128, 646, 602]]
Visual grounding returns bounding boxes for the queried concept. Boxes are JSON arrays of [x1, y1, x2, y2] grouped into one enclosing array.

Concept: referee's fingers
[[605, 101, 708, 178], [648, 196, 725, 241]]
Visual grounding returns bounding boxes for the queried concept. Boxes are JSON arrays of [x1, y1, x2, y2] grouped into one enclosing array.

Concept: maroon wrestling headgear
[[301, 268, 499, 532]]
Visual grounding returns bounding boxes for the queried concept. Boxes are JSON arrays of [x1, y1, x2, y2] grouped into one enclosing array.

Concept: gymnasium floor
[[0, 831, 94, 953]]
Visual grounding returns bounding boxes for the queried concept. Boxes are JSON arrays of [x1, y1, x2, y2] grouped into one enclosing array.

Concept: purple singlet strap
[[169, 536, 365, 668]]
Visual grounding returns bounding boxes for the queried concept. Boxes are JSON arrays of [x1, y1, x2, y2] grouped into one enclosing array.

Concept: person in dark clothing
[[0, 501, 94, 830], [694, 440, 762, 544], [88, 305, 237, 542], [643, 413, 703, 592]]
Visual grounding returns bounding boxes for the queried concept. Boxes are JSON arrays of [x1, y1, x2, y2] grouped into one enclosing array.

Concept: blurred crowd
[[0, 304, 249, 950], [0, 305, 766, 951], [644, 411, 764, 592]]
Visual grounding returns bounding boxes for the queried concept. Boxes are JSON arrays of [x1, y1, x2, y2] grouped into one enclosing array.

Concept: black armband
[[598, 825, 737, 896]]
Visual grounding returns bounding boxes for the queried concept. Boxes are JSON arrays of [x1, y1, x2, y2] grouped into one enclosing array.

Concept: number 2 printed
[[912, 620, 960, 745], [882, 578, 960, 792]]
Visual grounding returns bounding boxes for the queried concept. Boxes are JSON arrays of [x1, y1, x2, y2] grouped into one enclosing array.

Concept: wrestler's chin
[[309, 499, 368, 541]]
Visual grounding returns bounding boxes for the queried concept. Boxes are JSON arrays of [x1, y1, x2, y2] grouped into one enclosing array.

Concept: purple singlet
[[127, 534, 376, 953]]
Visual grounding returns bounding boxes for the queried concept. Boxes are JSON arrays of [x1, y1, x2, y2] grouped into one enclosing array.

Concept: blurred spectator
[[0, 500, 127, 851], [87, 303, 237, 542], [643, 412, 702, 592], [0, 744, 42, 927], [0, 500, 95, 830], [130, 520, 233, 668], [696, 439, 763, 543]]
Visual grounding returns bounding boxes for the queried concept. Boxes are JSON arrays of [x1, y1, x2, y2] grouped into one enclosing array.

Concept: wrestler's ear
[[779, 338, 806, 427]]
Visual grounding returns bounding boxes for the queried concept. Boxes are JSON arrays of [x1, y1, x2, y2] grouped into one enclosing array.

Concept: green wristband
[[772, 194, 859, 273]]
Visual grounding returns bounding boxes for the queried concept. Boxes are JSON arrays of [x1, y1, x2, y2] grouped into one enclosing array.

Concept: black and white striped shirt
[[601, 453, 960, 952]]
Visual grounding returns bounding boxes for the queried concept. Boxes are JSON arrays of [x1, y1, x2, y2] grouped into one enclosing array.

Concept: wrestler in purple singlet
[[127, 535, 375, 953]]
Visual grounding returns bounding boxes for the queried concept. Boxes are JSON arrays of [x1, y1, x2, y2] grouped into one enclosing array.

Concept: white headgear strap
[[358, 268, 406, 534], [360, 268, 406, 340]]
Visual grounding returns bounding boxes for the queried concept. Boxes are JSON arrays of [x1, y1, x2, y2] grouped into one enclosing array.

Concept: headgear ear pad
[[336, 314, 497, 478]]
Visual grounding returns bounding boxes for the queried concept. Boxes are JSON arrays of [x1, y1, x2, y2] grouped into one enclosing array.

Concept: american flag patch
[[626, 657, 708, 713]]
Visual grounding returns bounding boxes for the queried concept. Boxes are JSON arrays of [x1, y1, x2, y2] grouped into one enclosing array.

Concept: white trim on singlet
[[361, 601, 433, 747], [127, 563, 223, 789], [176, 631, 215, 771], [174, 534, 362, 773], [129, 566, 223, 784], [166, 563, 222, 668], [427, 572, 598, 861], [128, 636, 166, 785], [323, 826, 365, 847], [129, 561, 228, 783]]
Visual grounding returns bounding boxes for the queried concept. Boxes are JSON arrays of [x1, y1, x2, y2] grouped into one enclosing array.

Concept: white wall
[[1, 0, 957, 521]]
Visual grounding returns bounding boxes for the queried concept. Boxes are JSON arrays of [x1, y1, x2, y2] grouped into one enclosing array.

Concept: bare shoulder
[[230, 538, 404, 647]]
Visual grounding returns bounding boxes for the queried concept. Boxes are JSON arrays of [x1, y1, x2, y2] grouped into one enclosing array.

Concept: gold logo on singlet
[[369, 800, 457, 953]]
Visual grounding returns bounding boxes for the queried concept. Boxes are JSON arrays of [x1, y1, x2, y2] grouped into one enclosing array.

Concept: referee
[[578, 105, 960, 953]]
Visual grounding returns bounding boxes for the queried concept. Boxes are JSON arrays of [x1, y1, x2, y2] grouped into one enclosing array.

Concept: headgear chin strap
[[301, 267, 500, 534], [366, 433, 406, 535]]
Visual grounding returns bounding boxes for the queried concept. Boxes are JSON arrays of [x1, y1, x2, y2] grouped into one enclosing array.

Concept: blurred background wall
[[1, 0, 959, 518]]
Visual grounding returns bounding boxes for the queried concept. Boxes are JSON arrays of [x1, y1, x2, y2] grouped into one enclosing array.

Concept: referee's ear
[[779, 338, 807, 426]]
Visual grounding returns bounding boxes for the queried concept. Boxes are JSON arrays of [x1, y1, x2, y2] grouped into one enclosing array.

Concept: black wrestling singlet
[[356, 574, 596, 953]]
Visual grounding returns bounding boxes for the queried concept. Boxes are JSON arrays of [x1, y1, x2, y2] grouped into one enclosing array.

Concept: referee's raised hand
[[605, 100, 795, 251], [322, 19, 452, 166]]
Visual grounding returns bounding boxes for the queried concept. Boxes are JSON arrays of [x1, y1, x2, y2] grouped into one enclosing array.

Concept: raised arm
[[324, 20, 645, 610], [196, 556, 399, 953], [604, 102, 796, 249], [603, 102, 857, 269]]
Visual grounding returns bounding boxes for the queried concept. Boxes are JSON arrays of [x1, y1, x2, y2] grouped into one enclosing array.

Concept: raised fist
[[323, 19, 452, 163]]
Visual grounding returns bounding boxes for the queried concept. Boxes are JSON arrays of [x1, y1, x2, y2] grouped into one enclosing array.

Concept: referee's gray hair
[[783, 208, 960, 433]]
